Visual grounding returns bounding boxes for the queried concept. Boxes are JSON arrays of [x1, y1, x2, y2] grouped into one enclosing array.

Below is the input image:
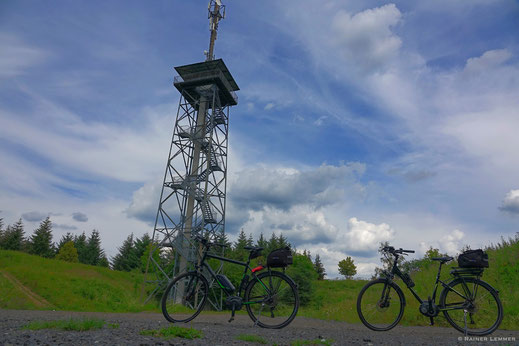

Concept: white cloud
[[229, 163, 365, 212], [332, 4, 402, 72], [500, 189, 519, 214], [343, 217, 395, 254], [440, 229, 465, 254], [0, 93, 173, 183]]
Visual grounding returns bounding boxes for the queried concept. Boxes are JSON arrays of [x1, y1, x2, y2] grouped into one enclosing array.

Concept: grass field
[[1, 235, 517, 330], [0, 250, 157, 312]]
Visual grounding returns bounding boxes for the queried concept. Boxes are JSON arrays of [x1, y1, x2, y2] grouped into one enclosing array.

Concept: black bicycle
[[357, 246, 503, 336], [161, 235, 299, 329]]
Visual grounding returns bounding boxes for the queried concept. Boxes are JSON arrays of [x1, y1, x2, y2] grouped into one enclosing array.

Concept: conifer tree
[[111, 234, 139, 271], [1, 219, 25, 251], [267, 232, 279, 253], [0, 218, 4, 244], [256, 233, 267, 249], [215, 229, 231, 248], [278, 233, 290, 248], [28, 217, 55, 258], [233, 229, 249, 260], [85, 230, 105, 266], [74, 232, 88, 264], [314, 254, 326, 280], [56, 232, 74, 253], [55, 241, 79, 263]]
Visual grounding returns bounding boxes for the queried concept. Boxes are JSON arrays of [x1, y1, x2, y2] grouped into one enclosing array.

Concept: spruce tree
[[1, 219, 25, 251], [111, 234, 139, 271], [29, 217, 55, 258], [314, 254, 326, 280], [0, 218, 4, 244], [256, 233, 267, 249], [233, 229, 249, 260], [215, 229, 231, 249], [56, 232, 74, 253], [267, 232, 279, 254], [278, 233, 290, 248], [74, 232, 88, 264], [85, 230, 105, 266]]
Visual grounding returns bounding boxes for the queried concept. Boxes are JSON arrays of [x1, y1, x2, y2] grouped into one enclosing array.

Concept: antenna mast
[[206, 0, 225, 61]]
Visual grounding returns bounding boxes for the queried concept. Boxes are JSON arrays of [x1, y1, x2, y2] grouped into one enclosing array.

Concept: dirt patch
[[0, 270, 54, 309]]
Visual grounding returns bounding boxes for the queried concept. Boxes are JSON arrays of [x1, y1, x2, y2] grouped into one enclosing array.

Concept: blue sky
[[1, 0, 518, 277]]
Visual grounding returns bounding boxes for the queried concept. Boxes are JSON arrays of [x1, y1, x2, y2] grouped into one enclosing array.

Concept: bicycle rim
[[245, 271, 299, 329], [161, 272, 208, 323], [357, 279, 404, 331], [440, 277, 502, 336]]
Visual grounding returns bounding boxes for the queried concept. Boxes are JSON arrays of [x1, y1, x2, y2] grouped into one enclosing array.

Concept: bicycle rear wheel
[[440, 277, 502, 336], [161, 272, 209, 323], [245, 270, 299, 329], [357, 278, 405, 331]]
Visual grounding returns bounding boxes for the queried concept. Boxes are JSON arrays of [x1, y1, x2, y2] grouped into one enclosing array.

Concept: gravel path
[[1, 309, 518, 345]]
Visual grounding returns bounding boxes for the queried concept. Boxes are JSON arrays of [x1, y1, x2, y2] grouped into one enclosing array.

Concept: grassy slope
[[1, 237, 517, 330], [0, 250, 157, 312], [301, 238, 519, 330]]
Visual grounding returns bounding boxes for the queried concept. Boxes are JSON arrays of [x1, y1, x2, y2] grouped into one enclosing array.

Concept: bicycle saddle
[[244, 246, 264, 251], [431, 256, 454, 263]]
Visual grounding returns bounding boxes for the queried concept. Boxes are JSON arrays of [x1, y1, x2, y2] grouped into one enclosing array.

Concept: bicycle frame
[[194, 245, 271, 304], [386, 253, 475, 313]]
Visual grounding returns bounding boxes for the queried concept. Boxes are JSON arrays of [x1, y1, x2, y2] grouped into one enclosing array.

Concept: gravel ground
[[1, 309, 518, 346]]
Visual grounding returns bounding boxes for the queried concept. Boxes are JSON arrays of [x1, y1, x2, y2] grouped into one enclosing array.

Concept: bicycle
[[161, 235, 299, 329], [357, 246, 503, 336]]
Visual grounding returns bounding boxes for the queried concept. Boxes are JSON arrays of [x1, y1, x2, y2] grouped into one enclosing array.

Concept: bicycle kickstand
[[228, 305, 236, 323]]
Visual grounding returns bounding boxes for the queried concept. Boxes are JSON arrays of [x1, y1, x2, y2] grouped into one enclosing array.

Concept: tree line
[[0, 216, 357, 281]]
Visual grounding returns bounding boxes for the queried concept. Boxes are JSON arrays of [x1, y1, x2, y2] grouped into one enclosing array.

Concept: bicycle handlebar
[[193, 235, 229, 248], [382, 246, 415, 255]]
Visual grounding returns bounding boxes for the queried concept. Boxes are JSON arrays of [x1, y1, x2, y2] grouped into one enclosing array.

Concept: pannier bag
[[267, 247, 293, 268], [458, 249, 489, 268]]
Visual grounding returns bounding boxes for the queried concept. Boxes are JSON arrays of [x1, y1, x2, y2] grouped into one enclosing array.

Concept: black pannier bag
[[458, 249, 489, 268], [267, 247, 293, 268]]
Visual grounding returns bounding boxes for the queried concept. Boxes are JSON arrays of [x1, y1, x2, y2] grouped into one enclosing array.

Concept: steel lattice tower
[[144, 0, 238, 305]]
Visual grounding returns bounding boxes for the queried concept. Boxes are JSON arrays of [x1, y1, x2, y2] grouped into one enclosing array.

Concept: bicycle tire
[[357, 278, 405, 331], [439, 277, 503, 336], [244, 270, 299, 329], [161, 272, 209, 323]]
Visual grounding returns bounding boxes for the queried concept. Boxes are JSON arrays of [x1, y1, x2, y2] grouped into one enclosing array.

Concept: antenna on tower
[[205, 0, 225, 61]]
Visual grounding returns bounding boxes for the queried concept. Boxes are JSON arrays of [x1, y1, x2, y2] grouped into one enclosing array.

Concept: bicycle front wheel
[[440, 277, 502, 336], [245, 270, 299, 329], [357, 279, 405, 331], [161, 272, 209, 323]]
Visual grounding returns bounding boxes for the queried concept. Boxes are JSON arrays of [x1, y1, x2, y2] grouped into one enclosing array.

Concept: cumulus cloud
[[499, 189, 519, 214], [230, 163, 365, 212], [343, 217, 395, 255], [21, 211, 48, 222], [125, 180, 162, 224], [440, 229, 464, 254], [332, 4, 402, 72], [72, 212, 88, 222]]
